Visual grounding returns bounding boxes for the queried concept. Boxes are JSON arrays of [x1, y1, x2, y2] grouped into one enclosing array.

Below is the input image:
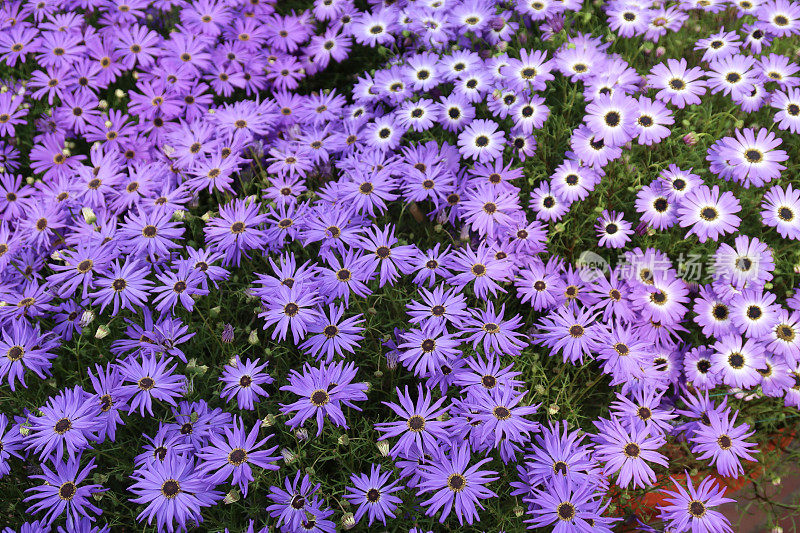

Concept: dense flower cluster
[[1, 0, 799, 531]]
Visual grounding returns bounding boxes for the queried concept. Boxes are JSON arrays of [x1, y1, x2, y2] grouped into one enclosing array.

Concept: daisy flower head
[[24, 454, 104, 528], [689, 409, 758, 478], [374, 385, 451, 457], [761, 183, 800, 239], [694, 27, 742, 63], [710, 128, 787, 188], [129, 451, 221, 533], [344, 464, 404, 527], [648, 58, 707, 108], [595, 209, 633, 249], [592, 416, 668, 489], [657, 474, 734, 533], [219, 356, 273, 411], [417, 445, 499, 525], [711, 334, 767, 389], [712, 235, 774, 291], [706, 54, 758, 99], [457, 119, 504, 163], [757, 0, 800, 36], [583, 92, 638, 147], [729, 289, 779, 339], [677, 185, 742, 243]]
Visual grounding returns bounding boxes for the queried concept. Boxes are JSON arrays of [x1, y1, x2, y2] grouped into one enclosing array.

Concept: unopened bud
[[280, 448, 296, 464], [172, 210, 186, 221], [341, 513, 356, 530], [82, 207, 96, 224], [80, 310, 96, 327], [376, 440, 390, 457], [114, 89, 126, 99], [261, 414, 276, 428], [513, 505, 525, 517], [247, 330, 259, 345], [338, 434, 349, 446], [223, 488, 240, 504], [95, 324, 111, 339], [295, 428, 309, 442]]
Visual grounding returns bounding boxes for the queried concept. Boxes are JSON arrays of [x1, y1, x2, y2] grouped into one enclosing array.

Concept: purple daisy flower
[[525, 476, 606, 532], [462, 301, 527, 357], [657, 473, 734, 533], [280, 361, 368, 436], [203, 198, 269, 267], [534, 305, 598, 364], [0, 319, 58, 391], [677, 185, 742, 243], [266, 471, 322, 531], [219, 356, 273, 411], [761, 184, 800, 240], [89, 259, 153, 315], [397, 323, 462, 377], [26, 386, 102, 463], [129, 451, 222, 533], [197, 417, 280, 497], [259, 284, 320, 344], [647, 58, 707, 108], [592, 416, 668, 489], [118, 355, 185, 417], [0, 413, 23, 478], [448, 243, 511, 299], [417, 445, 498, 525], [24, 455, 105, 528], [456, 119, 504, 163], [299, 304, 364, 364], [344, 464, 404, 526], [374, 385, 451, 457], [690, 409, 758, 478]]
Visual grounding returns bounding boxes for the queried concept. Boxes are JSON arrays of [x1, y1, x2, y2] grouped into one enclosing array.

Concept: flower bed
[[1, 0, 800, 532]]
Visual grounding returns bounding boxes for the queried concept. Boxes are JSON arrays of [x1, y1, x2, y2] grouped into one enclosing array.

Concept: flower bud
[[223, 489, 240, 504], [209, 306, 221, 318], [280, 448, 296, 464], [80, 310, 96, 327], [114, 89, 126, 99], [295, 428, 309, 442], [172, 210, 186, 221], [247, 330, 259, 345], [95, 324, 111, 339], [376, 440, 390, 457], [261, 414, 276, 428], [82, 207, 96, 224], [341, 513, 356, 530], [338, 434, 350, 446], [513, 505, 525, 517], [683, 132, 698, 145]]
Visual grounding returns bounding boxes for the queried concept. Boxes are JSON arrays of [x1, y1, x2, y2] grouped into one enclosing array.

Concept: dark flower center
[[557, 502, 576, 521], [138, 376, 155, 390], [689, 500, 706, 518], [284, 303, 299, 317], [744, 149, 762, 163], [746, 305, 762, 320], [59, 481, 77, 500], [100, 394, 113, 412], [471, 263, 486, 276], [375, 246, 391, 259], [609, 289, 621, 300], [777, 324, 795, 341], [697, 359, 711, 374], [173, 281, 187, 293], [483, 202, 497, 214], [113, 278, 127, 291], [474, 135, 489, 147], [54, 418, 72, 434], [493, 406, 511, 420], [605, 223, 618, 234], [336, 269, 351, 282], [569, 325, 584, 337], [638, 115, 654, 127], [788, 104, 800, 116], [669, 78, 686, 90], [161, 479, 181, 498], [637, 407, 652, 420], [180, 423, 193, 435], [728, 352, 745, 369], [779, 206, 795, 221], [447, 473, 467, 492], [725, 72, 742, 84], [421, 339, 436, 352], [650, 291, 667, 304], [231, 222, 245, 234], [775, 14, 789, 25], [717, 435, 732, 449], [366, 488, 381, 502], [553, 461, 568, 475], [7, 346, 23, 361], [142, 225, 158, 237], [36, 218, 48, 231], [228, 448, 248, 466], [239, 375, 252, 387], [407, 415, 425, 431], [604, 111, 621, 127], [310, 389, 330, 406], [712, 304, 729, 320], [481, 375, 497, 388], [483, 322, 499, 333], [624, 442, 641, 458], [614, 343, 629, 355], [291, 495, 305, 509]]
